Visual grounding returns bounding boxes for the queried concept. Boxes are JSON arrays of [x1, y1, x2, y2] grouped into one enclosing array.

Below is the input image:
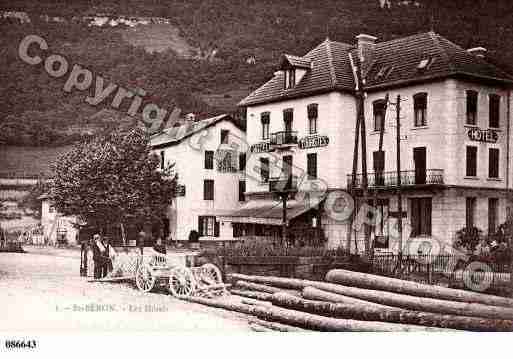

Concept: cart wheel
[[135, 264, 156, 292], [199, 263, 223, 285], [169, 267, 196, 297]]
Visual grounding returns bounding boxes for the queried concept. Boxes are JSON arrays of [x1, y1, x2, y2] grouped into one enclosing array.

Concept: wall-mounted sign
[[250, 141, 270, 153], [467, 127, 498, 143], [298, 135, 329, 150], [174, 185, 186, 197]]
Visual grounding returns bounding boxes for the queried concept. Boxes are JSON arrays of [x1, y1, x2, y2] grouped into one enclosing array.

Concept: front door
[[413, 147, 426, 185]]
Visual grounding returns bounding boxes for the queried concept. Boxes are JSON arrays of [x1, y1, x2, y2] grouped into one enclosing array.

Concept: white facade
[[151, 117, 247, 242], [243, 80, 513, 254], [40, 198, 79, 245]]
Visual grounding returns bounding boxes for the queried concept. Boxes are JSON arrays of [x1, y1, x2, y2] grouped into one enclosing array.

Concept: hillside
[[1, 0, 513, 151]]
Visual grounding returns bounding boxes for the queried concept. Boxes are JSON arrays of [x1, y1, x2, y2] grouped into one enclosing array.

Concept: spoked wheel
[[135, 264, 156, 292], [199, 263, 223, 285], [168, 267, 196, 297]]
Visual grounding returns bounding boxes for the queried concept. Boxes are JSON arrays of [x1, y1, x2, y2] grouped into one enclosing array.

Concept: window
[[466, 197, 476, 229], [48, 205, 55, 213], [283, 109, 293, 131], [160, 151, 165, 170], [261, 112, 270, 140], [489, 148, 499, 178], [284, 69, 295, 89], [413, 93, 427, 127], [239, 152, 246, 171], [198, 216, 219, 237], [233, 223, 246, 238], [489, 198, 499, 234], [489, 94, 500, 128], [374, 199, 390, 248], [216, 150, 236, 172], [466, 146, 477, 177], [260, 157, 269, 183], [373, 100, 386, 131], [466, 90, 478, 125], [411, 197, 432, 237], [307, 153, 317, 179], [239, 180, 246, 202], [220, 129, 229, 144], [204, 150, 214, 169], [308, 104, 318, 134], [203, 179, 214, 200]]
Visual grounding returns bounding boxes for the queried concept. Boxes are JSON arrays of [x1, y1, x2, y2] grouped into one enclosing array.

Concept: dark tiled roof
[[150, 114, 232, 148], [239, 39, 356, 106], [240, 32, 513, 106]]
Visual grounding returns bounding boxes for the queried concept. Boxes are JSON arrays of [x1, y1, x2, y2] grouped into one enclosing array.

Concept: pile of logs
[[183, 269, 513, 332]]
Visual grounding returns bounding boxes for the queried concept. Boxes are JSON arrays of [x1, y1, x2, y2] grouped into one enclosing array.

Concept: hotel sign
[[298, 135, 330, 150], [467, 127, 498, 143], [250, 141, 270, 153], [174, 185, 186, 197]]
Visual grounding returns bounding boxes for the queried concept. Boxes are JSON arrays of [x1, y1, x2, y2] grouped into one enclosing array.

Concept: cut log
[[230, 289, 273, 302], [183, 295, 443, 331], [249, 323, 274, 332], [241, 298, 272, 307], [228, 273, 513, 320], [248, 318, 310, 332], [295, 288, 513, 331], [326, 269, 513, 308], [303, 286, 398, 310], [235, 280, 288, 293]]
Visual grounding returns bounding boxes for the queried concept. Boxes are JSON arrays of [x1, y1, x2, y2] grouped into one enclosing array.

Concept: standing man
[[91, 234, 107, 279]]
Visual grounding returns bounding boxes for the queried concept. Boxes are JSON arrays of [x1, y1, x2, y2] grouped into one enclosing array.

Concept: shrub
[[454, 226, 482, 253]]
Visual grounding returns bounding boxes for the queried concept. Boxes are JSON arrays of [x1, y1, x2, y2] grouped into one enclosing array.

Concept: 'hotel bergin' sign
[[298, 135, 329, 149], [467, 127, 498, 143]]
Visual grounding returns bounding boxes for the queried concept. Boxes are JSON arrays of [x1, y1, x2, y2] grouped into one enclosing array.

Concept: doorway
[[413, 147, 426, 184]]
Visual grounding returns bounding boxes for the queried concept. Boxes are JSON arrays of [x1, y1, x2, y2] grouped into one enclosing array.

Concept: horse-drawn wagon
[[87, 248, 228, 298]]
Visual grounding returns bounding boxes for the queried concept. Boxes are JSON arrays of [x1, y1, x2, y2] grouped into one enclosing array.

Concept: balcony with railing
[[269, 176, 298, 193], [347, 169, 444, 189], [269, 131, 298, 150]]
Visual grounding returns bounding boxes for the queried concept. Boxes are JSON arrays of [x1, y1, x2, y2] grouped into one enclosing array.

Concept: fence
[[372, 253, 511, 292]]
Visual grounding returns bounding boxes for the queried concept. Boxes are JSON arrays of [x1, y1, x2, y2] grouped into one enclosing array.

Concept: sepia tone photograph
[[1, 0, 513, 354]]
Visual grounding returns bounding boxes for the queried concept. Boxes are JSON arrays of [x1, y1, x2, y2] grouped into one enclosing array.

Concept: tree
[[50, 128, 176, 239]]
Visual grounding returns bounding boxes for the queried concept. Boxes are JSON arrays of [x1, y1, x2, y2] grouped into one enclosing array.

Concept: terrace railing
[[347, 169, 444, 189]]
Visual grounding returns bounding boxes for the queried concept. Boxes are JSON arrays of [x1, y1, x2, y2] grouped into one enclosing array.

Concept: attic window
[[417, 57, 436, 71], [284, 69, 295, 89], [375, 65, 393, 80]]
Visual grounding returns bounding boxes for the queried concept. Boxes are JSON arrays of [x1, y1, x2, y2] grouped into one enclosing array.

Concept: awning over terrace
[[218, 198, 313, 226]]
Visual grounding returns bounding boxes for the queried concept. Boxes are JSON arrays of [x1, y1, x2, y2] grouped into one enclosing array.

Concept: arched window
[[413, 93, 428, 127], [373, 99, 386, 131]]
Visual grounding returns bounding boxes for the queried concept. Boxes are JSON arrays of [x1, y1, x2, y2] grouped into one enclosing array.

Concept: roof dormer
[[279, 54, 311, 89]]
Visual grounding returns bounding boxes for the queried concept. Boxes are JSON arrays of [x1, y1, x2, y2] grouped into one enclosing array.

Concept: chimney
[[356, 34, 377, 75], [467, 47, 487, 58]]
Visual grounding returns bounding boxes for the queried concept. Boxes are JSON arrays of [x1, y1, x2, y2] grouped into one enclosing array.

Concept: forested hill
[[1, 0, 513, 147]]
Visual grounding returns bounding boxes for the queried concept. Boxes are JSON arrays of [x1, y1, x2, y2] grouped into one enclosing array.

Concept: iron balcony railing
[[270, 130, 298, 147], [269, 176, 298, 193], [347, 169, 444, 189]]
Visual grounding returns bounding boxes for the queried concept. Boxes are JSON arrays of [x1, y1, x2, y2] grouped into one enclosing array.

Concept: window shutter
[[198, 217, 204, 235], [373, 151, 385, 172], [307, 104, 318, 119], [307, 153, 317, 179], [214, 220, 220, 237], [466, 146, 477, 177], [411, 199, 420, 237], [489, 94, 500, 128]]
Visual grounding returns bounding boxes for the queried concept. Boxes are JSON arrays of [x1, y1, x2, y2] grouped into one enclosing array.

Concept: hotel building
[[222, 32, 513, 254]]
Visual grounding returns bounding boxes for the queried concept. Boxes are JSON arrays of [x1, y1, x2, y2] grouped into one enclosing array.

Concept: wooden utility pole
[[395, 94, 403, 259]]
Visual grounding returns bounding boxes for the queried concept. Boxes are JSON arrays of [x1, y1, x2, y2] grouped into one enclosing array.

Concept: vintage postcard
[[1, 0, 513, 356]]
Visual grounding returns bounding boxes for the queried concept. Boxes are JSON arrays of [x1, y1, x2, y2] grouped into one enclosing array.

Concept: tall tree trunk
[[183, 296, 440, 332], [299, 288, 513, 331], [228, 273, 513, 319], [326, 269, 513, 307]]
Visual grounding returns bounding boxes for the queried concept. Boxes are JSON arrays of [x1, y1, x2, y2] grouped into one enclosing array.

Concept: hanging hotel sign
[[298, 135, 329, 150], [250, 141, 271, 153], [467, 127, 498, 143], [174, 185, 186, 197]]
